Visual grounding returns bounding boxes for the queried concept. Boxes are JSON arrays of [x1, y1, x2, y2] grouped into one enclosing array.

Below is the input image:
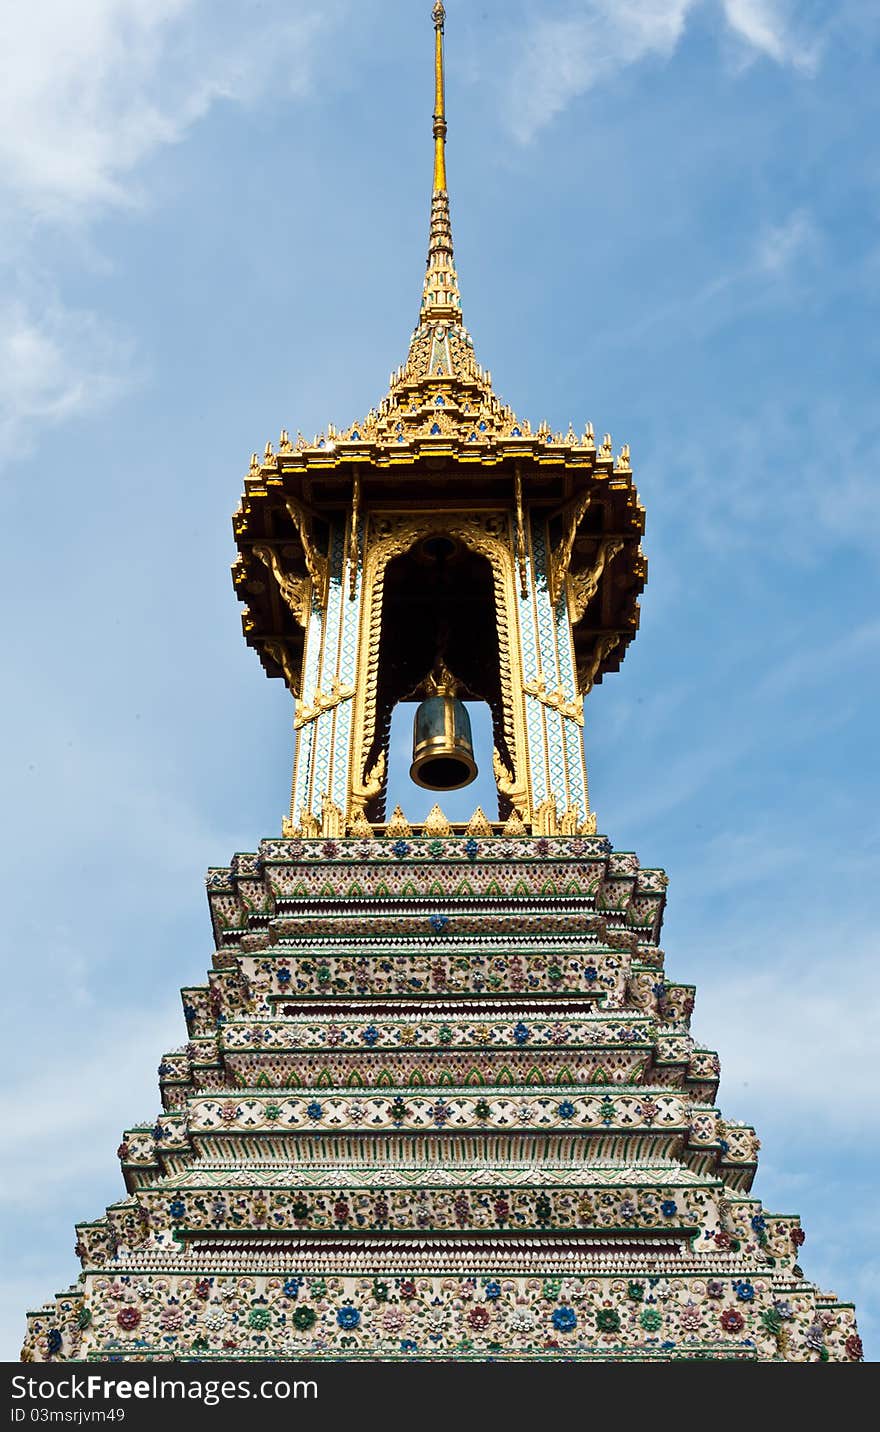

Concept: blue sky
[[1, 0, 878, 1361]]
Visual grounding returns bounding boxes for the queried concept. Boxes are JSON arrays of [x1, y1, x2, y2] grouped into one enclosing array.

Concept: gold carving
[[548, 491, 591, 606], [533, 796, 558, 837], [285, 497, 329, 607], [349, 751, 386, 819], [281, 816, 300, 838], [320, 795, 345, 839], [568, 538, 624, 625], [347, 808, 375, 838], [299, 807, 320, 838], [385, 806, 413, 839], [465, 807, 494, 837], [413, 659, 462, 699], [423, 803, 453, 837], [252, 545, 311, 628], [577, 631, 622, 695], [523, 674, 584, 726], [262, 638, 300, 696], [493, 747, 529, 820], [294, 678, 355, 730], [348, 470, 360, 601], [579, 811, 598, 835], [514, 464, 528, 599], [501, 808, 527, 837]]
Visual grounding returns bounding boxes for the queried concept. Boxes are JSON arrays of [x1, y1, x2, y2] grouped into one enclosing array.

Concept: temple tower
[[21, 5, 861, 1364], [231, 0, 645, 840]]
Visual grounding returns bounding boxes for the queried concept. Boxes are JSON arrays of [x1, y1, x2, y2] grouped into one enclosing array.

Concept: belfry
[[23, 5, 861, 1362], [235, 0, 643, 846]]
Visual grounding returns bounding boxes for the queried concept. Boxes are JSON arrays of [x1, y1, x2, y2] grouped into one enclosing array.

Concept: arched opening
[[363, 533, 514, 821]]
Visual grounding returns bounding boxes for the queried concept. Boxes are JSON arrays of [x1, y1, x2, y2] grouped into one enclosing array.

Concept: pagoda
[[23, 4, 861, 1363]]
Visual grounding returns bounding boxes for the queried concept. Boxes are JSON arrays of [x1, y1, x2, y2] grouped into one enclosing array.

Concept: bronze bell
[[409, 663, 477, 791]]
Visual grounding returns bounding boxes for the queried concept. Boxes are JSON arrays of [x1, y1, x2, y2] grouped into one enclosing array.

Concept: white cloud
[[755, 208, 817, 274], [0, 297, 135, 463], [504, 0, 820, 142], [0, 0, 332, 219], [0, 0, 339, 466], [504, 1, 692, 144], [696, 930, 877, 1134], [722, 0, 819, 71]]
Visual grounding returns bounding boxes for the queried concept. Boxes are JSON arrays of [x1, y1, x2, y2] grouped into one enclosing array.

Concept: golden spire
[[420, 1, 461, 327], [432, 1, 447, 194]]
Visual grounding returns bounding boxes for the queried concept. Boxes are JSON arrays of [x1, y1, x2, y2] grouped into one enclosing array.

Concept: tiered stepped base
[[22, 833, 861, 1362]]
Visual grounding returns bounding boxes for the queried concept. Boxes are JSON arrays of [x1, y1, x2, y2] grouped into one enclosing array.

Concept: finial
[[432, 2, 447, 194]]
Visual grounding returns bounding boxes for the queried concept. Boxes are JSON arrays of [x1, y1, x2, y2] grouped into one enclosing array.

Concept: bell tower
[[22, 2, 863, 1367], [231, 0, 647, 839]]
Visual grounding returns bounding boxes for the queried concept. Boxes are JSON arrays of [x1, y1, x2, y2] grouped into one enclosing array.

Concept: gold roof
[[250, 3, 629, 469], [232, 7, 646, 707]]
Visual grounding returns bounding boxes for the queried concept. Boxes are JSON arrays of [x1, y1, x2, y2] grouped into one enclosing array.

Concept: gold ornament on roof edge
[[423, 804, 454, 837], [385, 806, 414, 840], [465, 807, 494, 837]]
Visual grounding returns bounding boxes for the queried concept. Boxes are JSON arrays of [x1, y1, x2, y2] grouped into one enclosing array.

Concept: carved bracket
[[548, 491, 592, 605], [577, 631, 622, 696], [285, 497, 329, 608], [568, 538, 624, 625], [252, 545, 311, 628], [262, 638, 300, 696]]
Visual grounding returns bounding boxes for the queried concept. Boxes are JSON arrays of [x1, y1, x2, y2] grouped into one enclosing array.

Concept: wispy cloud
[[651, 394, 880, 561], [603, 205, 821, 359], [502, 1, 693, 144], [695, 924, 877, 1134], [502, 0, 821, 143], [0, 296, 135, 465], [0, 0, 333, 220], [755, 618, 880, 701], [721, 0, 820, 71], [0, 0, 341, 466], [595, 611, 880, 842], [754, 208, 818, 274]]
